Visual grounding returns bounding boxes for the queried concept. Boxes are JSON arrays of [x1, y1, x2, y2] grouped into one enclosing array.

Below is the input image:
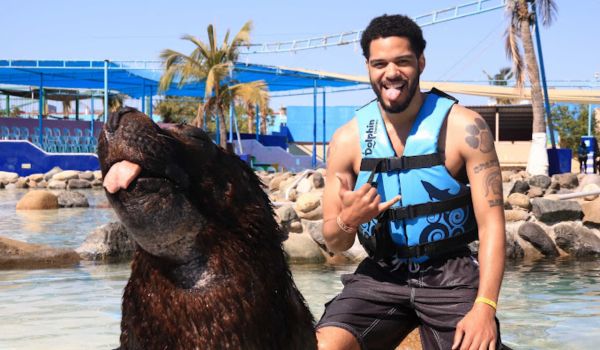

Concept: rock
[[0, 182, 4, 189], [297, 205, 323, 220], [76, 222, 135, 261], [554, 224, 600, 257], [47, 180, 67, 189], [36, 180, 48, 188], [16, 190, 59, 210], [67, 179, 92, 189], [505, 222, 529, 259], [395, 329, 422, 350], [14, 178, 29, 189], [581, 200, 600, 227], [517, 222, 559, 257], [78, 171, 95, 181], [287, 188, 298, 202], [27, 180, 37, 188], [91, 179, 103, 187], [275, 204, 298, 222], [509, 180, 530, 195], [93, 170, 103, 180], [529, 175, 551, 189], [283, 230, 325, 263], [43, 166, 63, 181], [295, 192, 321, 213], [507, 193, 530, 210], [289, 220, 303, 233], [582, 183, 600, 201], [577, 174, 600, 190], [269, 172, 292, 192], [27, 173, 44, 182], [501, 171, 514, 183], [296, 177, 314, 194], [52, 170, 80, 181], [0, 171, 19, 183], [527, 186, 544, 198], [4, 183, 16, 190], [0, 235, 80, 269], [504, 209, 529, 222], [57, 191, 90, 208], [311, 172, 325, 189], [531, 198, 582, 224], [552, 173, 578, 189]]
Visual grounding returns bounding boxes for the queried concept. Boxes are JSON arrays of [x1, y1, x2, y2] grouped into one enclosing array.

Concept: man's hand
[[336, 173, 401, 228], [103, 160, 142, 194], [452, 303, 498, 350]]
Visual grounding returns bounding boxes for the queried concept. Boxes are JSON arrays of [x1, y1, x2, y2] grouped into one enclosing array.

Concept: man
[[317, 14, 506, 350]]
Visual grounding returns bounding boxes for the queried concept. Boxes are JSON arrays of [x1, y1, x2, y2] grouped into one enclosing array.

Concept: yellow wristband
[[475, 296, 497, 310]]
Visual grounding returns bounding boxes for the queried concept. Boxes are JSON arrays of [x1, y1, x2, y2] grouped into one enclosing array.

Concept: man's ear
[[418, 54, 426, 74]]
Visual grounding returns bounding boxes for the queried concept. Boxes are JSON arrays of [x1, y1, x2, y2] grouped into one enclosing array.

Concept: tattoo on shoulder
[[465, 118, 494, 153], [473, 160, 500, 174]]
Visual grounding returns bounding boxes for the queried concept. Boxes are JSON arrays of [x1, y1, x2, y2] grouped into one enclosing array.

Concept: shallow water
[[0, 189, 599, 349]]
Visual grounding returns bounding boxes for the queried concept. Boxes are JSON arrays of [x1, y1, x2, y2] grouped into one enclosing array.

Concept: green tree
[[552, 104, 598, 155], [505, 0, 557, 175], [155, 96, 203, 124], [483, 67, 516, 105], [159, 21, 269, 148]]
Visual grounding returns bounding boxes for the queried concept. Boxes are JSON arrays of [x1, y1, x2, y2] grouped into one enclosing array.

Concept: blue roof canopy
[[0, 60, 364, 98]]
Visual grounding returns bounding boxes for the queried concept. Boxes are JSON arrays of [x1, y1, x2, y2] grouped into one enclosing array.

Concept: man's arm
[[322, 120, 400, 253], [451, 106, 506, 350]]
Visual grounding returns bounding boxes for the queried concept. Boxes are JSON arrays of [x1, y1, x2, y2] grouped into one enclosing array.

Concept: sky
[[2, 0, 599, 108]]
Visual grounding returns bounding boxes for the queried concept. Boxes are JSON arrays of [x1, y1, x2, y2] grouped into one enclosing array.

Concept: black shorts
[[316, 250, 503, 350]]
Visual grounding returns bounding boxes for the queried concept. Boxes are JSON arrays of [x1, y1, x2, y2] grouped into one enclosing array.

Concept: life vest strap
[[360, 153, 444, 172], [394, 229, 478, 259], [386, 191, 472, 220]]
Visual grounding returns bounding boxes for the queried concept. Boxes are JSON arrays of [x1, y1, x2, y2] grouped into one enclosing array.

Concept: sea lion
[[98, 107, 316, 350]]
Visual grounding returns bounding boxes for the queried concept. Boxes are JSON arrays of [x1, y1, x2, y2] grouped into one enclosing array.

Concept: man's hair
[[360, 14, 426, 59]]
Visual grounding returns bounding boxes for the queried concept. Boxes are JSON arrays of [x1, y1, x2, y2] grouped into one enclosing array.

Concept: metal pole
[[255, 105, 260, 140], [216, 111, 220, 146], [141, 80, 146, 114], [589, 104, 593, 136], [312, 80, 317, 168], [90, 94, 95, 138], [149, 87, 153, 119], [532, 5, 556, 148], [5, 95, 9, 117], [104, 60, 109, 123], [38, 74, 44, 146], [229, 100, 234, 143], [75, 96, 79, 120], [322, 88, 326, 164]]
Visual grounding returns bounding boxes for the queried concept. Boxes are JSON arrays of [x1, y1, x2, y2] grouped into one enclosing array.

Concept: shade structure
[[0, 60, 364, 98]]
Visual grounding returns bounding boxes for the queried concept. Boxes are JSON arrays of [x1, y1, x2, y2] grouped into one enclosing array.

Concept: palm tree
[[159, 21, 269, 148], [505, 0, 557, 175], [483, 67, 516, 104]]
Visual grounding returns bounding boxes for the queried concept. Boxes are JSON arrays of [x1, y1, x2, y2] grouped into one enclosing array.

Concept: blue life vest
[[354, 89, 477, 263]]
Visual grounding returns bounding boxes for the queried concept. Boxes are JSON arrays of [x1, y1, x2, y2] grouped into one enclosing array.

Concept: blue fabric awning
[[0, 60, 364, 98]]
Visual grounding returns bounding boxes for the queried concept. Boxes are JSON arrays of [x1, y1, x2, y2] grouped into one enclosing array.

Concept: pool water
[[1, 189, 599, 349]]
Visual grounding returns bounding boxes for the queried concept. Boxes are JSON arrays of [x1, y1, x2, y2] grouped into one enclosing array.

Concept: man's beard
[[372, 76, 420, 114]]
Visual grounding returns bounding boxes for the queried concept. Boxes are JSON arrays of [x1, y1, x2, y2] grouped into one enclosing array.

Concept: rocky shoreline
[[2, 167, 600, 270]]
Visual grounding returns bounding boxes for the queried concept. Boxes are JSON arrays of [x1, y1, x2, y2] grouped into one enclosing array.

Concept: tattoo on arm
[[483, 171, 503, 207], [473, 160, 500, 174], [465, 118, 494, 153]]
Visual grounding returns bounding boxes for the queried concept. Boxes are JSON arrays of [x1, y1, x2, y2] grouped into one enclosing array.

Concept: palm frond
[[504, 26, 524, 89], [181, 34, 211, 59], [536, 0, 557, 26]]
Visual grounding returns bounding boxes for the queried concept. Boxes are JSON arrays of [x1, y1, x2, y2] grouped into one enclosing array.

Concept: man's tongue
[[384, 87, 401, 100]]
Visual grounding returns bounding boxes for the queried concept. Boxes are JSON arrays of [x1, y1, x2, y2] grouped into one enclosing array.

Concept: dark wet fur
[[99, 107, 316, 350]]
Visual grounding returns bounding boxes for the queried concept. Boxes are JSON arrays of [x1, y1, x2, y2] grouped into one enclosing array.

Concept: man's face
[[366, 36, 424, 114]]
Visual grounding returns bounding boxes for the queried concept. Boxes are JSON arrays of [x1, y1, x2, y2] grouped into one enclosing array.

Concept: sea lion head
[[98, 107, 270, 265]]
